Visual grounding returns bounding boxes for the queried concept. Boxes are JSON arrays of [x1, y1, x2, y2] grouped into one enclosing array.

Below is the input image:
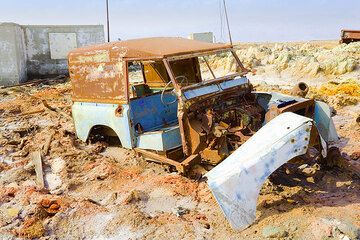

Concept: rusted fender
[[205, 112, 315, 231]]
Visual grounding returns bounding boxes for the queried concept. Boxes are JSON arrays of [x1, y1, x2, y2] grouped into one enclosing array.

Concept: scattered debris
[[40, 198, 61, 215], [30, 151, 44, 189], [306, 177, 315, 184], [42, 132, 53, 156], [173, 206, 190, 217], [124, 190, 145, 205], [350, 151, 360, 160], [335, 181, 352, 188]]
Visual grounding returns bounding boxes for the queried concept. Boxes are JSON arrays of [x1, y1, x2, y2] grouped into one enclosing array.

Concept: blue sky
[[1, 0, 359, 42]]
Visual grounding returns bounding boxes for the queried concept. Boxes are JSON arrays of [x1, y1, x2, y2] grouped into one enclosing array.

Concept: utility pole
[[223, 0, 233, 45], [106, 0, 110, 42]]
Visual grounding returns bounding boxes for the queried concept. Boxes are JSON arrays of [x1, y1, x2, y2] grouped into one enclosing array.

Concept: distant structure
[[188, 32, 214, 43], [340, 29, 360, 44], [0, 22, 105, 86]]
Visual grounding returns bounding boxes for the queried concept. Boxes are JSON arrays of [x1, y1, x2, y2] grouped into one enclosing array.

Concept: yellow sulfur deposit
[[317, 82, 360, 97]]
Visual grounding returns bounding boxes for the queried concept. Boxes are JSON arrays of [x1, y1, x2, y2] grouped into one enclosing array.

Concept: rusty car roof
[[69, 37, 232, 60]]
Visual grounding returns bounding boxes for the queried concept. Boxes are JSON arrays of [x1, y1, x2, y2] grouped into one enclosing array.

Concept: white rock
[[22, 180, 37, 187], [50, 157, 65, 174], [44, 173, 62, 191]]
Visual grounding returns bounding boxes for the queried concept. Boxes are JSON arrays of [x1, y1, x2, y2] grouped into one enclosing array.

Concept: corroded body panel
[[69, 48, 127, 103]]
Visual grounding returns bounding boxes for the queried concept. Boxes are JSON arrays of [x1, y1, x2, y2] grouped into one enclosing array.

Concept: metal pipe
[[106, 0, 110, 42], [223, 0, 233, 45]]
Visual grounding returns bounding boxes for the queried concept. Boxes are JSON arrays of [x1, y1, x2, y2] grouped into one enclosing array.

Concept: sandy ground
[[0, 41, 359, 240]]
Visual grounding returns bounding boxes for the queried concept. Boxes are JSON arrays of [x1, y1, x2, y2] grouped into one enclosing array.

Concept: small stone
[[350, 151, 360, 160], [336, 181, 352, 188], [203, 223, 210, 229], [306, 177, 315, 183], [40, 199, 51, 208], [49, 203, 60, 211], [340, 235, 350, 240], [7, 182, 19, 188], [22, 180, 37, 187], [44, 173, 62, 191], [24, 161, 35, 171], [124, 190, 146, 204], [262, 226, 288, 238], [7, 208, 20, 217], [50, 157, 65, 174], [298, 164, 308, 170], [302, 167, 316, 176], [174, 206, 190, 217], [336, 220, 359, 239], [100, 192, 118, 205], [301, 163, 320, 176]]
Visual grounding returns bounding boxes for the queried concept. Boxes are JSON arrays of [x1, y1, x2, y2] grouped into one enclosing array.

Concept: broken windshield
[[168, 50, 242, 88]]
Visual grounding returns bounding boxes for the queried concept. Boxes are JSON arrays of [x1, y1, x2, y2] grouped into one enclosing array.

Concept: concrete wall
[[0, 23, 27, 86], [24, 25, 105, 79], [0, 23, 104, 86]]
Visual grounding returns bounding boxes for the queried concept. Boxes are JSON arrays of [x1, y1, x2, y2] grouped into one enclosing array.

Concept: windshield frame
[[164, 49, 248, 92]]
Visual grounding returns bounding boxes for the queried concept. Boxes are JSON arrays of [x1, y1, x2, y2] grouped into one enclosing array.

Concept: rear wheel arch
[[87, 125, 122, 145]]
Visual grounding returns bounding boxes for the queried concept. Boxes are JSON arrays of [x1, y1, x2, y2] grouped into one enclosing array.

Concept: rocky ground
[[0, 41, 359, 240]]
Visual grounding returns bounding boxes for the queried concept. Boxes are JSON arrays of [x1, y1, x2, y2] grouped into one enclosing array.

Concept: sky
[[1, 0, 360, 42]]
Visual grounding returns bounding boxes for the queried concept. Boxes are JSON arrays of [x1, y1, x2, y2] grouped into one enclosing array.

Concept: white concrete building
[[188, 32, 214, 43]]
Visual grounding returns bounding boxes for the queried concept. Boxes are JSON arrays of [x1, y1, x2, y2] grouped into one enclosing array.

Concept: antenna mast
[[106, 0, 110, 42], [222, 0, 233, 45]]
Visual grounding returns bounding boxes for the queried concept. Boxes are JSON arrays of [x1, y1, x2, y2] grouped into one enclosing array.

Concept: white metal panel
[[206, 112, 313, 231]]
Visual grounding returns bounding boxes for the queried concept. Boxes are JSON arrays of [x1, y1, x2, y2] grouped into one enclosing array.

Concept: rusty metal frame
[[162, 58, 181, 94], [164, 49, 248, 93], [202, 56, 216, 79], [178, 109, 189, 155], [71, 97, 127, 105], [231, 49, 249, 73], [124, 56, 164, 61], [180, 73, 241, 92], [278, 99, 315, 116], [135, 148, 200, 174], [124, 60, 130, 102], [166, 48, 232, 62]]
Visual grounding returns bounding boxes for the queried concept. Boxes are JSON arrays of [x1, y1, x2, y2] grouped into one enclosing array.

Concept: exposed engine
[[182, 91, 264, 165]]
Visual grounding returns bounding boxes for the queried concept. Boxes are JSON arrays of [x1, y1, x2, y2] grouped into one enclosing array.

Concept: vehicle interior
[[127, 50, 244, 153]]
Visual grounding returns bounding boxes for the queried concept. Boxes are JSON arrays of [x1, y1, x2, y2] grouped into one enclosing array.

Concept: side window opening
[[128, 61, 172, 99], [168, 58, 202, 86]]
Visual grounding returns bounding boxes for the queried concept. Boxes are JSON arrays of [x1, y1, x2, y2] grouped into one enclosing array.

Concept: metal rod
[[106, 0, 110, 42], [231, 49, 248, 73], [163, 59, 181, 94], [203, 56, 216, 79], [223, 0, 233, 45]]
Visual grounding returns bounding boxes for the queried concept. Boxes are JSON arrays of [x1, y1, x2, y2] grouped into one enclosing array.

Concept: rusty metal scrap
[[290, 82, 309, 97], [181, 89, 264, 165], [340, 29, 360, 44], [134, 148, 200, 174]]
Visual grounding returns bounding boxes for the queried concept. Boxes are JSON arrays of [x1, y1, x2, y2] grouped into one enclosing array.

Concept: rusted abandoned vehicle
[[340, 29, 360, 44], [68, 37, 338, 231]]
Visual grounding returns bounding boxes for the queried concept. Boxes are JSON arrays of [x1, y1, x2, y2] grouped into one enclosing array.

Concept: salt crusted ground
[[0, 41, 359, 240]]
